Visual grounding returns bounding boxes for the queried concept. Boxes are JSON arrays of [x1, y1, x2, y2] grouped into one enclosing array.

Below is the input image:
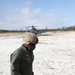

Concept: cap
[[23, 32, 38, 44]]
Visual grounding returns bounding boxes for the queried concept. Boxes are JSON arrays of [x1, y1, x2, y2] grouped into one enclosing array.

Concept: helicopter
[[25, 25, 44, 35]]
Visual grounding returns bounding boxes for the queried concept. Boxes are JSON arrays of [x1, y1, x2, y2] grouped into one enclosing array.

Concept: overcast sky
[[0, 0, 75, 30]]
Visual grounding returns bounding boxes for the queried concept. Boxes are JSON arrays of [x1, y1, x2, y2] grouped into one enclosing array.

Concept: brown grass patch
[[0, 32, 25, 37]]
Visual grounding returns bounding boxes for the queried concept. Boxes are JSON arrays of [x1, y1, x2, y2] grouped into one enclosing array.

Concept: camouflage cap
[[23, 32, 38, 44]]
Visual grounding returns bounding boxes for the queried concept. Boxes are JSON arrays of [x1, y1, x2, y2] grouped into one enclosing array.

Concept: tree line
[[0, 25, 75, 33]]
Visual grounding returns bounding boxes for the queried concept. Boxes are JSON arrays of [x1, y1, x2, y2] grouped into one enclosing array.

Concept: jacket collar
[[21, 44, 32, 53]]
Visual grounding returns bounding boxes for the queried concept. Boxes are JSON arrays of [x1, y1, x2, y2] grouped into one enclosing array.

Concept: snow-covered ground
[[0, 31, 75, 75]]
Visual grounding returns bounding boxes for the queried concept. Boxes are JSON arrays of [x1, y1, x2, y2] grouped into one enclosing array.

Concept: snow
[[0, 31, 75, 75]]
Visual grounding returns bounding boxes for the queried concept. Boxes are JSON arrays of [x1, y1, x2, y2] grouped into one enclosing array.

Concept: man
[[10, 32, 38, 75]]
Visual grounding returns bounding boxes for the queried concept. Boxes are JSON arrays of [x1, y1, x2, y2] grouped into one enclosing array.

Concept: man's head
[[23, 32, 38, 51]]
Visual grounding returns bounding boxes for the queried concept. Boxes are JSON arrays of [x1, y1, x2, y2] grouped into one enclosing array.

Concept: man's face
[[27, 43, 36, 52]]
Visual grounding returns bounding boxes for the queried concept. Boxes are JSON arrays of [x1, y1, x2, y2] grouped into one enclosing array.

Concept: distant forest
[[0, 25, 75, 33]]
